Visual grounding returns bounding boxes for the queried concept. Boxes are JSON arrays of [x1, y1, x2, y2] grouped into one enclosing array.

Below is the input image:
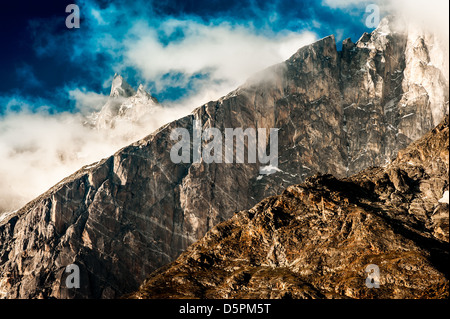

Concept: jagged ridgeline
[[86, 73, 160, 131], [129, 116, 449, 299], [0, 16, 448, 298]]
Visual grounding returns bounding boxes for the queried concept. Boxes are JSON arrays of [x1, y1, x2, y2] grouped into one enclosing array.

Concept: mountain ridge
[[129, 115, 449, 299], [0, 16, 448, 298]]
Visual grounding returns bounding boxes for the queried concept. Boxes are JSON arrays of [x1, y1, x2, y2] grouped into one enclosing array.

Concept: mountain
[[86, 73, 160, 131], [129, 116, 449, 299], [0, 16, 448, 298]]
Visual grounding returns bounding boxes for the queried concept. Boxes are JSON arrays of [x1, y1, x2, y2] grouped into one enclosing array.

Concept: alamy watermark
[[65, 4, 80, 29], [365, 4, 380, 28], [170, 119, 279, 174], [365, 264, 380, 288], [65, 263, 80, 289]]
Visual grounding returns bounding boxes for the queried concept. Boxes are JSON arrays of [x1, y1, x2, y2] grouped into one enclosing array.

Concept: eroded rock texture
[[130, 116, 449, 299], [0, 17, 448, 298]]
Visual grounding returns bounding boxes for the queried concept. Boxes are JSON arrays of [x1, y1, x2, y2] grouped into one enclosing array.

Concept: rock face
[[0, 17, 448, 298], [130, 116, 449, 299]]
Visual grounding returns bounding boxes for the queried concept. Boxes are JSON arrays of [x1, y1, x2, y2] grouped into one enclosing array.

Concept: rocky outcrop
[[87, 73, 160, 132], [130, 116, 449, 299], [0, 17, 448, 298]]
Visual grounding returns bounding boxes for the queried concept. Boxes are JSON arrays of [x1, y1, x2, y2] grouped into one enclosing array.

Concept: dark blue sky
[[0, 0, 376, 113]]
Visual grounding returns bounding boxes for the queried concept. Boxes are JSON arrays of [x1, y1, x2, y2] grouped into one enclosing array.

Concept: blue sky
[[0, 0, 378, 113], [0, 0, 447, 213]]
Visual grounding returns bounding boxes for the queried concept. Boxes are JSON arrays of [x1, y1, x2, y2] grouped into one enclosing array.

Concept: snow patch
[[259, 165, 281, 175], [343, 103, 356, 110], [438, 191, 449, 204], [83, 161, 100, 170], [402, 113, 415, 119], [0, 210, 17, 223]]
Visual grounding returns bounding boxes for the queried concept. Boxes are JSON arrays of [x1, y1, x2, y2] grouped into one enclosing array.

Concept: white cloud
[[323, 0, 448, 41], [4, 0, 448, 215], [0, 87, 216, 213], [325, 0, 449, 41], [382, 0, 449, 40], [0, 109, 96, 212], [123, 19, 316, 98], [68, 88, 109, 113], [0, 19, 317, 213], [322, 0, 369, 9], [439, 190, 449, 204], [0, 102, 173, 213]]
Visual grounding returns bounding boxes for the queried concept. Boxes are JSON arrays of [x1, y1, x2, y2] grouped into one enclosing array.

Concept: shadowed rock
[[129, 117, 449, 299], [0, 17, 448, 298]]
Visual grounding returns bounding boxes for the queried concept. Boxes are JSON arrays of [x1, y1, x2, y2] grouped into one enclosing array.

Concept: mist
[[0, 100, 201, 213], [1, 0, 448, 214], [0, 23, 316, 213]]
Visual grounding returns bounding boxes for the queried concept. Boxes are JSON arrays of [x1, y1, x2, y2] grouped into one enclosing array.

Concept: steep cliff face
[[130, 116, 449, 299], [340, 17, 448, 174], [0, 17, 448, 298]]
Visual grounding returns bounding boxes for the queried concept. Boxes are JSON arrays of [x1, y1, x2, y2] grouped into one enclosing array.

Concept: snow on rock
[[0, 210, 17, 224], [438, 190, 449, 204], [259, 165, 281, 175]]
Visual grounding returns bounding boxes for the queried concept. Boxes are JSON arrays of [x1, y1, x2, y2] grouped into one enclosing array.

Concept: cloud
[[324, 0, 449, 40], [322, 0, 369, 9], [0, 85, 210, 213], [0, 107, 96, 212], [322, 0, 448, 70], [0, 1, 320, 214], [68, 88, 109, 114], [122, 19, 316, 99], [1, 0, 448, 214], [27, 0, 318, 102], [382, 0, 449, 40], [0, 94, 54, 114], [380, 0, 449, 80], [0, 94, 191, 213]]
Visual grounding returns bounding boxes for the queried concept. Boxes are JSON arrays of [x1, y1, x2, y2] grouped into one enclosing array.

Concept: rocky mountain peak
[[136, 84, 159, 104], [129, 116, 449, 299], [376, 15, 403, 34], [290, 34, 337, 63], [90, 75, 160, 130], [136, 84, 149, 97], [110, 73, 136, 98], [0, 19, 448, 299]]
